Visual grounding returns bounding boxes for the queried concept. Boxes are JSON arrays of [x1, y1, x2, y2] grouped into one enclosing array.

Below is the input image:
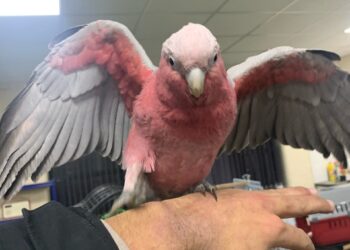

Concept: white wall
[[337, 54, 350, 71], [280, 145, 315, 188]]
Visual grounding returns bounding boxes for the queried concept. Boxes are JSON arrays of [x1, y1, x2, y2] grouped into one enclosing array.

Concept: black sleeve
[[0, 201, 119, 250]]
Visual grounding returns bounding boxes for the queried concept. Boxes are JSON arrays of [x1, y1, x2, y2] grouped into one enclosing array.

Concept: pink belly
[[146, 142, 218, 198]]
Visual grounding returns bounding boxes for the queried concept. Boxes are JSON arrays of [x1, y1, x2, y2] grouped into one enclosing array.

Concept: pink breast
[[146, 141, 218, 198]]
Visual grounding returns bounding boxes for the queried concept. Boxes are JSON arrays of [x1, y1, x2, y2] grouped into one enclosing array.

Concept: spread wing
[[0, 20, 155, 199], [223, 46, 350, 166]]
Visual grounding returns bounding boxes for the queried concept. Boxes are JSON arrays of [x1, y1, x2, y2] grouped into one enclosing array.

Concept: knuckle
[[255, 193, 271, 205], [266, 214, 285, 235], [262, 200, 275, 211], [284, 197, 308, 213], [293, 186, 310, 194], [297, 199, 308, 212], [284, 200, 297, 211]]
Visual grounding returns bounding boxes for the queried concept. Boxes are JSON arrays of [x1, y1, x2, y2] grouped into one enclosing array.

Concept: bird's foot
[[103, 191, 136, 218], [193, 181, 218, 200], [103, 173, 156, 219]]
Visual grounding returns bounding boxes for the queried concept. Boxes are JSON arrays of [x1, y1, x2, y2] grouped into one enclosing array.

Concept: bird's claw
[[193, 181, 218, 201]]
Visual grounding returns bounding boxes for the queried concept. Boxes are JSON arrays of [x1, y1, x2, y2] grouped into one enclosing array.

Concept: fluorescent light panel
[[344, 27, 350, 34], [0, 0, 60, 16]]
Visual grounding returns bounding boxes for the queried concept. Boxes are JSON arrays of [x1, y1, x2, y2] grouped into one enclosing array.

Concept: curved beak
[[186, 68, 205, 98]]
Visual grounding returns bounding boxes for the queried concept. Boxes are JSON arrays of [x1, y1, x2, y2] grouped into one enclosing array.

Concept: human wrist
[[161, 194, 217, 250], [105, 200, 190, 249]]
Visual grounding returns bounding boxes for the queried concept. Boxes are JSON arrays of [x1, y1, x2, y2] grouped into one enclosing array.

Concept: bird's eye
[[169, 56, 175, 67], [213, 53, 218, 63]]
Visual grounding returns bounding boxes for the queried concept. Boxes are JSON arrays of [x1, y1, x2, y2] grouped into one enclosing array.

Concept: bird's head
[[157, 23, 228, 106]]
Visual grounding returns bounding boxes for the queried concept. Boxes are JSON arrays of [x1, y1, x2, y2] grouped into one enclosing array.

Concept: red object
[[296, 216, 350, 246]]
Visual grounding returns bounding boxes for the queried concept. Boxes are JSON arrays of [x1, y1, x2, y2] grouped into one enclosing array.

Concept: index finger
[[263, 187, 317, 197], [265, 194, 334, 218]]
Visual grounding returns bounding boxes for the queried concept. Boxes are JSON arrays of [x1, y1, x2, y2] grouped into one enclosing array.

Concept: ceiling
[[1, 0, 350, 90]]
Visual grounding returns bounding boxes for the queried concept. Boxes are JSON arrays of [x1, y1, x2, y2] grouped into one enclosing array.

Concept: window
[[0, 0, 60, 16]]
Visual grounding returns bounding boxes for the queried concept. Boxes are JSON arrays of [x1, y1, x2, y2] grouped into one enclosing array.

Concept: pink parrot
[[0, 20, 349, 215]]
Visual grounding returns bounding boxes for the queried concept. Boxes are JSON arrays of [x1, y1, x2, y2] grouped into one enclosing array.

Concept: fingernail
[[308, 188, 318, 195], [327, 199, 335, 210]]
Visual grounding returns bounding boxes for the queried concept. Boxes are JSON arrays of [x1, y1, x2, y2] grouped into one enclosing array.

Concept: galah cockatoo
[[0, 21, 349, 214]]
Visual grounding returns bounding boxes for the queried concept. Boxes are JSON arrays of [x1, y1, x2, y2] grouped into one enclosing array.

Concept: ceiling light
[[344, 27, 350, 34], [0, 0, 60, 16]]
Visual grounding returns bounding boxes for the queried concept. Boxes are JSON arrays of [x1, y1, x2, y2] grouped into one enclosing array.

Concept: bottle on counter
[[327, 162, 336, 183]]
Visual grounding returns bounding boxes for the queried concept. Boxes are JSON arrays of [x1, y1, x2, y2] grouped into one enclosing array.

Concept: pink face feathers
[[155, 23, 230, 107], [162, 23, 219, 71]]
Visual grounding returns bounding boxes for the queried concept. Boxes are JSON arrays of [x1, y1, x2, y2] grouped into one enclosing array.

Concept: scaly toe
[[193, 181, 218, 201]]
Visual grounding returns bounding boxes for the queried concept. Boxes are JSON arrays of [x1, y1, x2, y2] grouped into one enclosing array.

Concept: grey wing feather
[[0, 20, 156, 199], [225, 96, 252, 151], [307, 50, 341, 61], [225, 71, 350, 165], [48, 25, 86, 50], [111, 97, 126, 162], [224, 48, 350, 166], [103, 93, 120, 158], [97, 79, 118, 155], [0, 63, 131, 199]]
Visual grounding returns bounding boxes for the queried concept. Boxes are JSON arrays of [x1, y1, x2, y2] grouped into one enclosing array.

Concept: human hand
[[106, 187, 334, 250]]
